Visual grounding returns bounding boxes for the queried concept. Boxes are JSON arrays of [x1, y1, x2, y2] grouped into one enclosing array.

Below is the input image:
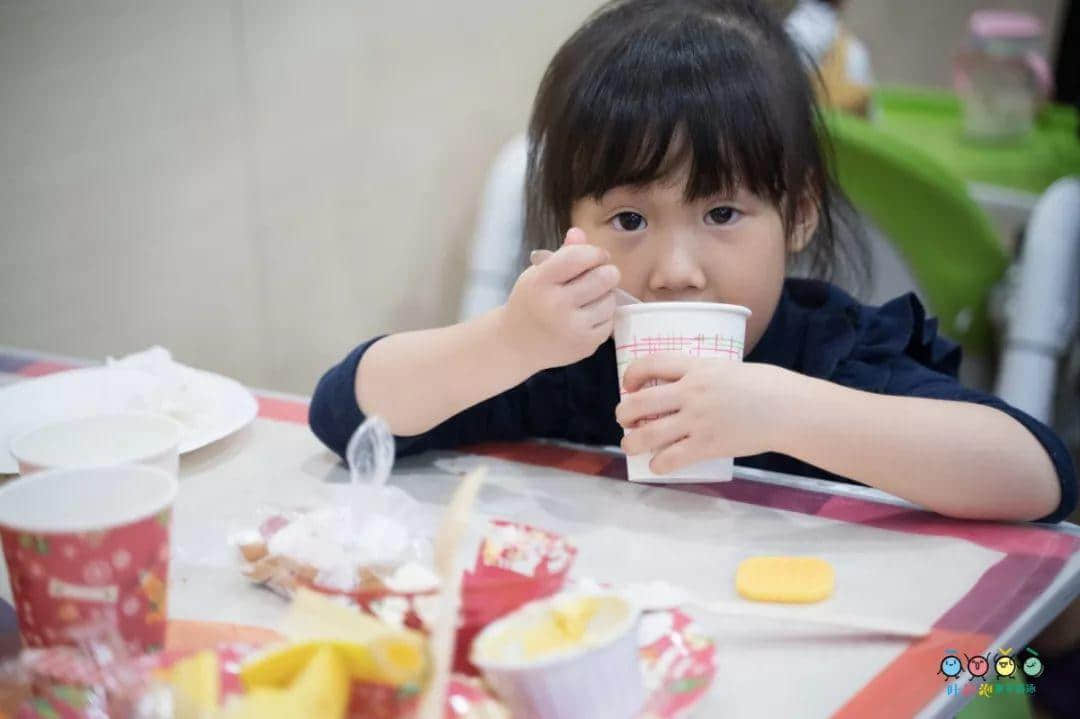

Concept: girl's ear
[[788, 197, 819, 253]]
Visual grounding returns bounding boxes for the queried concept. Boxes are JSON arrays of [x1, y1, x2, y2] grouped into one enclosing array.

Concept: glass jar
[[954, 11, 1052, 142]]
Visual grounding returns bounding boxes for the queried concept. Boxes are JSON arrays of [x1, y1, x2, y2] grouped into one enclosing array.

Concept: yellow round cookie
[[735, 556, 835, 603]]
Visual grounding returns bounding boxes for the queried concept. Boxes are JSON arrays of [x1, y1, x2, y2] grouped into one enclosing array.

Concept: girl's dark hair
[[524, 0, 866, 288]]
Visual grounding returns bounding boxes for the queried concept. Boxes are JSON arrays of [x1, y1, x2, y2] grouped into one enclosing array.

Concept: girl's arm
[[355, 308, 531, 436], [773, 371, 1062, 521], [356, 231, 619, 436], [616, 357, 1069, 522]]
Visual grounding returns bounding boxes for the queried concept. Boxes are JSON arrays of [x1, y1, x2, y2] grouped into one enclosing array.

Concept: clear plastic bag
[[0, 619, 158, 718], [231, 417, 439, 606]]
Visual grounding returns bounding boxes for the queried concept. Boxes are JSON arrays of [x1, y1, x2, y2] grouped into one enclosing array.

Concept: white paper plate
[[168, 365, 260, 453], [0, 364, 258, 474]]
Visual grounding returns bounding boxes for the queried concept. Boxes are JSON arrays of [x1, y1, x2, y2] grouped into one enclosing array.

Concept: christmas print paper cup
[[613, 301, 751, 482], [0, 464, 177, 652], [10, 411, 183, 477]]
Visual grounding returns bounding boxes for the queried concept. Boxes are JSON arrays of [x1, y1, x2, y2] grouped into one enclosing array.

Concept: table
[[875, 87, 1080, 196], [875, 86, 1080, 244], [1, 346, 1078, 719]]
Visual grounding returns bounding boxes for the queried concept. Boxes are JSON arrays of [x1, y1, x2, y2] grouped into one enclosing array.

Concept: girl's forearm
[[355, 307, 538, 436], [771, 371, 1061, 521]]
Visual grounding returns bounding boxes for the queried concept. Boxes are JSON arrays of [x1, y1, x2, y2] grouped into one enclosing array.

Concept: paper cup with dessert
[[471, 592, 644, 719]]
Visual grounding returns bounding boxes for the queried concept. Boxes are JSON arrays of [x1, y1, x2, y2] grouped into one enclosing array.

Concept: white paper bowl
[[10, 411, 183, 477], [470, 593, 643, 719]]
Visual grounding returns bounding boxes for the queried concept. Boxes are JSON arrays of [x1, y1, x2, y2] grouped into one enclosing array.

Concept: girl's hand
[[501, 228, 620, 372], [615, 356, 793, 474]]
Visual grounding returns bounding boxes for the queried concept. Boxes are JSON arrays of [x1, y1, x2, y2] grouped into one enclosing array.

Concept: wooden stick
[[416, 467, 486, 719]]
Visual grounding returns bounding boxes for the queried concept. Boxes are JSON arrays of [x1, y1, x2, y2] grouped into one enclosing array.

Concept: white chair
[[995, 177, 1080, 424], [458, 134, 528, 322]]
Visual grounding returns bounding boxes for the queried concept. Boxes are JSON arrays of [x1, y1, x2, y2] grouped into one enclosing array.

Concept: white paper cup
[[470, 593, 643, 719], [10, 412, 183, 477], [613, 301, 751, 482]]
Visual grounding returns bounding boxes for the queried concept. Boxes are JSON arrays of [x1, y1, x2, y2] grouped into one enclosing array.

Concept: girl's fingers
[[566, 263, 620, 307], [580, 290, 616, 327], [563, 227, 588, 245], [529, 227, 588, 267], [542, 245, 609, 284], [528, 249, 554, 266], [531, 227, 604, 284], [615, 382, 681, 427], [620, 414, 687, 456], [622, 354, 695, 392], [649, 437, 706, 475]]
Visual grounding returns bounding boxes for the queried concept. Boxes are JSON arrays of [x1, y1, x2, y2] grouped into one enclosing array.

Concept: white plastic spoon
[[587, 579, 929, 639]]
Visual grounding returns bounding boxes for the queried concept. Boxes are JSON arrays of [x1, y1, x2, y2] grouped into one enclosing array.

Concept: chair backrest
[[824, 110, 1009, 353]]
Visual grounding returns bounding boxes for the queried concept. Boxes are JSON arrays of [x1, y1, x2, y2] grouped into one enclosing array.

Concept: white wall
[[0, 1, 1065, 394], [845, 0, 1064, 88], [0, 0, 598, 393]]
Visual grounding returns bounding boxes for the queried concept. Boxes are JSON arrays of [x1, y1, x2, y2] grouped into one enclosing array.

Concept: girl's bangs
[[563, 19, 790, 207], [527, 0, 866, 288]]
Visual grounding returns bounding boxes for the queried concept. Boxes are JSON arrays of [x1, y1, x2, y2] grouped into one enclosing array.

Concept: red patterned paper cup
[[0, 465, 176, 652]]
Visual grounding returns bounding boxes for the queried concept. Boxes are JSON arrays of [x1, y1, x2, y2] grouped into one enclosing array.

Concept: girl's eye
[[612, 212, 646, 231], [705, 206, 740, 225]]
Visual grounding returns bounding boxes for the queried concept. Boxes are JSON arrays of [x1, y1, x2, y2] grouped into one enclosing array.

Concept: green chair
[[823, 109, 1010, 355]]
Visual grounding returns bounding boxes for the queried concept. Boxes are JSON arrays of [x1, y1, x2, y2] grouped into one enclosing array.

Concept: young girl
[[310, 0, 1075, 523]]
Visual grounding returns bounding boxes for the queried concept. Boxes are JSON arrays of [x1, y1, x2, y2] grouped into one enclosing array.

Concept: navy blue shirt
[[310, 279, 1077, 523]]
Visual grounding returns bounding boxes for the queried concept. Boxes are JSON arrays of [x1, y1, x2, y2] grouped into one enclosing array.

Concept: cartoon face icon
[[995, 655, 1017, 678], [1022, 655, 1045, 678], [966, 654, 990, 679], [939, 655, 963, 679]]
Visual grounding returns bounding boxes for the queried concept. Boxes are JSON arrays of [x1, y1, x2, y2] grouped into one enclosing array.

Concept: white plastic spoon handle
[[605, 580, 928, 639], [699, 599, 929, 638]]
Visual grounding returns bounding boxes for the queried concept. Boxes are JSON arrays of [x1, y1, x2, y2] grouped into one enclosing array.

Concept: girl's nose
[[648, 233, 706, 296]]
